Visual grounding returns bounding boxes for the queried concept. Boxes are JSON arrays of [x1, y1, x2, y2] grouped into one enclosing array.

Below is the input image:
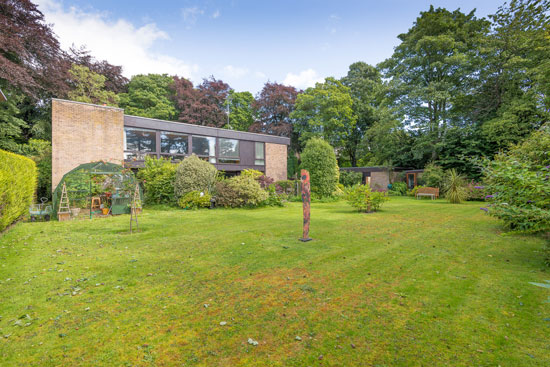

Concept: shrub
[[339, 170, 362, 187], [178, 190, 212, 209], [257, 174, 274, 189], [138, 156, 176, 205], [215, 175, 268, 208], [345, 184, 389, 212], [174, 155, 217, 199], [408, 185, 424, 197], [241, 169, 263, 179], [389, 181, 407, 196], [444, 169, 468, 204], [261, 185, 285, 207], [481, 128, 550, 233], [275, 180, 295, 195], [300, 138, 339, 198], [21, 139, 52, 200], [465, 181, 488, 201], [0, 149, 37, 231], [422, 163, 445, 189]]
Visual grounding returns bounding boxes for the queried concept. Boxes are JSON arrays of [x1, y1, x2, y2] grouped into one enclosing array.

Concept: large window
[[255, 142, 265, 165], [192, 136, 216, 163], [161, 132, 188, 155], [218, 138, 240, 164], [124, 127, 156, 158]]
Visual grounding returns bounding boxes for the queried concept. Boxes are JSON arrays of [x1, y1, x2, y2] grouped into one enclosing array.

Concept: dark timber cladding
[[124, 115, 290, 145]]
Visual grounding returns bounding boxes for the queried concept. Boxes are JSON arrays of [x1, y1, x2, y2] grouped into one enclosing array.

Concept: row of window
[[124, 127, 265, 165]]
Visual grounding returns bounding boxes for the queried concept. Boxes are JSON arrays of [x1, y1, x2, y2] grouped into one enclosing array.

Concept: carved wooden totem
[[300, 169, 312, 242]]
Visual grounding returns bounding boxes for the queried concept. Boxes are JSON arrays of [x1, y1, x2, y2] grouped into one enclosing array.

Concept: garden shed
[[52, 161, 140, 219]]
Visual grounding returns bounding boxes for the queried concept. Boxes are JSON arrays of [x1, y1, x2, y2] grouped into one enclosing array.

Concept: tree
[[0, 0, 69, 96], [380, 6, 490, 162], [225, 90, 255, 131], [292, 78, 355, 163], [300, 138, 339, 198], [0, 89, 27, 151], [67, 64, 119, 106], [341, 62, 385, 166], [172, 76, 231, 127], [119, 74, 177, 120], [251, 82, 299, 137]]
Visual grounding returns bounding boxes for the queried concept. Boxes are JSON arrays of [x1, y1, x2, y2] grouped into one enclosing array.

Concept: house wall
[[265, 143, 287, 181], [52, 99, 124, 190]]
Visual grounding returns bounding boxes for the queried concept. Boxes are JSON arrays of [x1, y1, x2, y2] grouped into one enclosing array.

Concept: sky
[[36, 0, 506, 94]]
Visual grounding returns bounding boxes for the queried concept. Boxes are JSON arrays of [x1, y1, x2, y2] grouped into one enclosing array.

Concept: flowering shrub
[[465, 181, 488, 201], [215, 175, 268, 208], [345, 184, 389, 212], [178, 191, 211, 209], [481, 127, 550, 233]]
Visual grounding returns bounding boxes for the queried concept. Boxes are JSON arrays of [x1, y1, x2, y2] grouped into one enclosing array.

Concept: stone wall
[[265, 143, 287, 181], [52, 99, 124, 190], [370, 171, 390, 191]]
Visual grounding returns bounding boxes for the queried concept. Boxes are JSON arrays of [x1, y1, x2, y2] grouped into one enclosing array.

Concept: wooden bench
[[415, 187, 439, 200]]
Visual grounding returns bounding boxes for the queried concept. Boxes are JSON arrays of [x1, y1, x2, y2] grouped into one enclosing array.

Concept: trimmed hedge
[[174, 155, 217, 199], [0, 149, 37, 231], [300, 138, 339, 198]]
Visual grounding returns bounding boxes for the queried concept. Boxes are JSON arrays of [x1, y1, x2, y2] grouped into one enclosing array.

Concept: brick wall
[[370, 171, 390, 191], [265, 143, 287, 181], [52, 99, 124, 190]]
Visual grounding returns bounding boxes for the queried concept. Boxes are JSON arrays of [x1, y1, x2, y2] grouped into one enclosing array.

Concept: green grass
[[1, 197, 549, 366]]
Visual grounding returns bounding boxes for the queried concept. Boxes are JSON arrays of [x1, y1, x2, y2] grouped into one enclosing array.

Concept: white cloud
[[212, 9, 221, 19], [182, 6, 204, 27], [283, 69, 324, 89], [222, 65, 249, 79], [34, 0, 198, 79]]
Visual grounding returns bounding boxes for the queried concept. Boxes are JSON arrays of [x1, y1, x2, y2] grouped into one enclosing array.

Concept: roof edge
[[52, 98, 124, 111]]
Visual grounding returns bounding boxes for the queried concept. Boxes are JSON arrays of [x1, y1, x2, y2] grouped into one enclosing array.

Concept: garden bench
[[415, 187, 439, 200]]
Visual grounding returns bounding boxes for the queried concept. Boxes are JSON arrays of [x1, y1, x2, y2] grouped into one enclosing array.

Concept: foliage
[[292, 78, 356, 155], [257, 175, 274, 189], [174, 155, 218, 199], [287, 152, 299, 179], [444, 169, 468, 204], [300, 138, 339, 198], [178, 190, 212, 210], [275, 180, 295, 195], [20, 139, 52, 200], [226, 90, 255, 131], [67, 64, 119, 106], [481, 127, 550, 233], [339, 170, 362, 187], [0, 90, 28, 151], [408, 185, 425, 197], [250, 82, 299, 138], [138, 156, 176, 205], [172, 76, 230, 128], [119, 74, 177, 120], [465, 181, 488, 201], [345, 184, 389, 212], [215, 175, 268, 208], [422, 163, 445, 189], [0, 149, 37, 231], [241, 169, 264, 180], [260, 185, 285, 207], [388, 181, 408, 196]]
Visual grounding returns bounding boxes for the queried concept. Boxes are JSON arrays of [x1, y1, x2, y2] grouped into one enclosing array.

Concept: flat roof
[[340, 166, 411, 173], [124, 114, 290, 145]]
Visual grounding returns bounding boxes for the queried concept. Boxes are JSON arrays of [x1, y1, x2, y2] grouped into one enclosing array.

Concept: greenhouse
[[52, 161, 140, 220]]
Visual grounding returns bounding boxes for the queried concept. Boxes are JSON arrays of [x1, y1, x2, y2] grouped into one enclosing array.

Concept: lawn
[[1, 197, 549, 366]]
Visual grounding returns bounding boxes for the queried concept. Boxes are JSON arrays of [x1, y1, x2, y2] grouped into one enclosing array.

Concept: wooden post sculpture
[[299, 169, 312, 242], [57, 182, 71, 221]]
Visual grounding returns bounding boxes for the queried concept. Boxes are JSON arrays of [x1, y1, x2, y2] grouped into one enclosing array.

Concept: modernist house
[[51, 99, 289, 190], [340, 166, 424, 190]]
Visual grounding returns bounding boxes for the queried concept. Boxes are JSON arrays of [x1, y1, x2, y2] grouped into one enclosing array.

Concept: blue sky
[[37, 0, 506, 94]]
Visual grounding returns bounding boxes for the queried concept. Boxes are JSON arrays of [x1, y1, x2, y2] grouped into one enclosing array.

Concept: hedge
[[0, 149, 37, 231]]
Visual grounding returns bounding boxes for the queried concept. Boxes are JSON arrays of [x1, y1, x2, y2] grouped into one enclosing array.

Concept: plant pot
[[102, 208, 110, 215], [71, 208, 81, 217], [58, 212, 70, 222]]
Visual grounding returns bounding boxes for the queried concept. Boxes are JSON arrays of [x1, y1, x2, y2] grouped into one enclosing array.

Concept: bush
[[257, 175, 274, 189], [481, 128, 550, 233], [345, 184, 389, 212], [300, 138, 339, 198], [444, 169, 468, 204], [174, 155, 217, 199], [261, 185, 285, 207], [275, 180, 295, 195], [422, 163, 445, 189], [215, 175, 268, 208], [138, 156, 176, 205], [339, 170, 362, 187], [0, 149, 37, 231], [241, 169, 263, 179], [21, 139, 52, 200], [465, 181, 488, 201], [178, 190, 212, 209], [408, 185, 424, 197], [388, 181, 407, 196]]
